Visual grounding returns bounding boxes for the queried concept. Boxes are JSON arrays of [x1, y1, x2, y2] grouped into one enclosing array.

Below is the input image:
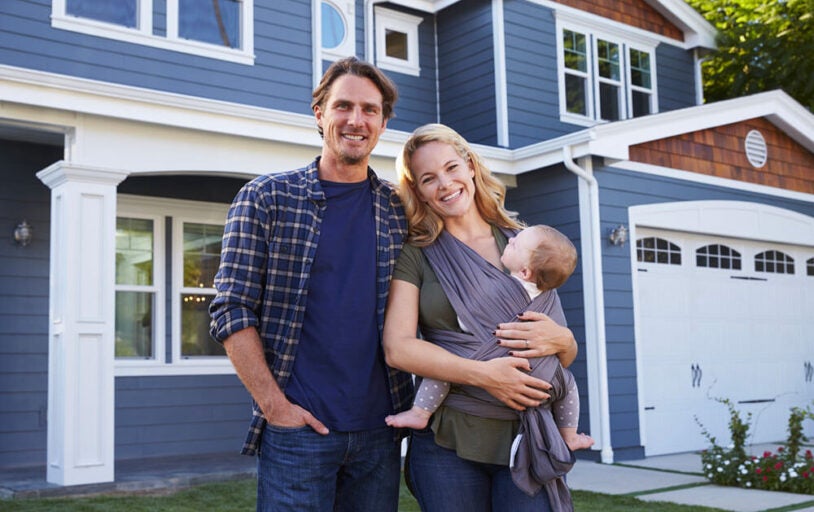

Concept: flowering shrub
[[698, 399, 814, 494]]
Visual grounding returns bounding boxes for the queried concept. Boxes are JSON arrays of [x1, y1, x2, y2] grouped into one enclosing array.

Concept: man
[[209, 57, 413, 512]]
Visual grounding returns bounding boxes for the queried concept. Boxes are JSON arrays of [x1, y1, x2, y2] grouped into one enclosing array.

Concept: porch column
[[37, 161, 128, 486]]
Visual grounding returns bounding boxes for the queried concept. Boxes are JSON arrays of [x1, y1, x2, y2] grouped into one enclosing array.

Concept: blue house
[[1, 0, 812, 487]]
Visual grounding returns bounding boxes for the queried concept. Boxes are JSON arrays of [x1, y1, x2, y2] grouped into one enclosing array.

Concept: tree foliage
[[687, 0, 814, 111]]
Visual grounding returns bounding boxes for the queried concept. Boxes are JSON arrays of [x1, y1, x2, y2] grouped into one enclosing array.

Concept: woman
[[383, 124, 578, 511]]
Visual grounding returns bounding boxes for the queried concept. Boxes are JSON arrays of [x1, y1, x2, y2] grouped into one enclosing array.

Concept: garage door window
[[696, 244, 741, 270], [637, 237, 681, 264], [808, 257, 814, 276], [755, 250, 795, 274]]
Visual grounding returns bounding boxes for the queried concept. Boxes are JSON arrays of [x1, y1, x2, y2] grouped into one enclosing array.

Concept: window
[[115, 216, 163, 359], [808, 257, 814, 276], [174, 220, 226, 359], [558, 21, 656, 125], [116, 196, 231, 376], [637, 237, 681, 265], [696, 244, 741, 270], [374, 6, 422, 76], [755, 250, 795, 275], [320, 0, 354, 60], [52, 0, 254, 64]]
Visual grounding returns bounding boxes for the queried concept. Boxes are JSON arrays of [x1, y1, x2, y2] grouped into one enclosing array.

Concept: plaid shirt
[[209, 158, 413, 455]]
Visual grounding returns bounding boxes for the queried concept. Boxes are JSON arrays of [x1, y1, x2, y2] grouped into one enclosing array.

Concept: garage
[[631, 202, 814, 456]]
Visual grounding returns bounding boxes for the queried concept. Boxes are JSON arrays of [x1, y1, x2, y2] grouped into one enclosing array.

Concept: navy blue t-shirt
[[285, 178, 392, 431]]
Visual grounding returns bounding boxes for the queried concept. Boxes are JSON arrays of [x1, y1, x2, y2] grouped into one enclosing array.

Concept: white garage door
[[636, 227, 814, 456]]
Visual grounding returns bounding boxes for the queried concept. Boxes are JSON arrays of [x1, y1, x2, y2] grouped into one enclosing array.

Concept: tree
[[687, 0, 814, 111]]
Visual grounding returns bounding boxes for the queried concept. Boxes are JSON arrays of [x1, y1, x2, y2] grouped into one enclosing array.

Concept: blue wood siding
[[436, 0, 497, 145], [503, 1, 576, 147], [0, 0, 315, 115], [504, 167, 592, 444], [115, 375, 249, 459], [0, 140, 60, 468], [656, 43, 698, 112]]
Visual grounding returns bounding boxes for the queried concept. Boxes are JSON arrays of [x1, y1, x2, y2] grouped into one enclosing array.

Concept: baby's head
[[501, 225, 577, 291]]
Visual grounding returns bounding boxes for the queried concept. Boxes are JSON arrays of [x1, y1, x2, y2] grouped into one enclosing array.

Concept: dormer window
[[374, 6, 422, 76], [557, 20, 657, 126]]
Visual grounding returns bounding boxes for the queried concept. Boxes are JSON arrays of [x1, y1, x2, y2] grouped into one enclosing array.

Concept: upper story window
[[320, 0, 354, 60], [116, 195, 232, 376], [696, 244, 741, 270], [558, 21, 656, 126], [755, 250, 795, 275], [374, 6, 422, 76], [637, 237, 681, 265], [53, 0, 254, 65]]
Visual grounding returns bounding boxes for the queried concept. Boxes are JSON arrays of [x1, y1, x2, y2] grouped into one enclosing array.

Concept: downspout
[[562, 145, 614, 464]]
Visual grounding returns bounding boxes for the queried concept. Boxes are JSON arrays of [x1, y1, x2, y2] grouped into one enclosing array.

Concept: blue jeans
[[257, 424, 400, 512], [407, 428, 553, 512]]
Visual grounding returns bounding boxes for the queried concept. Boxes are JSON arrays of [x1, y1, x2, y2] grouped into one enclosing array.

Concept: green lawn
[[0, 476, 731, 512]]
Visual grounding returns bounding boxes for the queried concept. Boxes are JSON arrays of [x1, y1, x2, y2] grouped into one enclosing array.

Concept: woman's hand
[[495, 311, 578, 367], [477, 357, 552, 411]]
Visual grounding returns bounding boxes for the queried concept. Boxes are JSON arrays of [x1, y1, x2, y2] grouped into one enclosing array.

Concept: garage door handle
[[805, 361, 813, 382], [691, 364, 702, 387], [738, 399, 775, 404]]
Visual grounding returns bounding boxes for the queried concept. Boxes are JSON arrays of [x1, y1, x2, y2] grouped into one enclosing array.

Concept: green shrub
[[697, 399, 814, 494]]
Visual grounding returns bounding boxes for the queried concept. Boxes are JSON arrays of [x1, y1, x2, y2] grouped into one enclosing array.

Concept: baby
[[385, 225, 594, 452]]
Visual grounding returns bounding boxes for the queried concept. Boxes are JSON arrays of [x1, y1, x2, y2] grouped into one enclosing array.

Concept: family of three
[[209, 56, 592, 512]]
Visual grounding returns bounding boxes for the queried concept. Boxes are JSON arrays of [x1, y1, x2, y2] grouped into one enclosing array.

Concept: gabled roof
[[386, 0, 716, 48], [490, 90, 814, 176]]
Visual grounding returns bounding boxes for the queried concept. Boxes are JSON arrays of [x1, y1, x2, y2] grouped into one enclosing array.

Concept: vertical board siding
[[504, 167, 592, 440], [655, 43, 698, 112], [0, 140, 60, 468], [437, 0, 497, 145], [504, 1, 577, 146], [0, 0, 314, 115]]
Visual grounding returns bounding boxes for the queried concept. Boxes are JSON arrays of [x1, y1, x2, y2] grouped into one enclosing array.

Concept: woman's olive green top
[[392, 226, 518, 465]]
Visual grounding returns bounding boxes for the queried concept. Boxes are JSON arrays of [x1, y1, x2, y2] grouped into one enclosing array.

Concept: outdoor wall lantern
[[608, 224, 628, 246], [13, 220, 32, 247]]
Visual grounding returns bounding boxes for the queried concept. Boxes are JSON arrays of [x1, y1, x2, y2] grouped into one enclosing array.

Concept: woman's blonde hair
[[396, 123, 522, 246]]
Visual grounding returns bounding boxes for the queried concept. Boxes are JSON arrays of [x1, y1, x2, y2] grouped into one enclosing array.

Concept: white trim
[[51, 1, 255, 65], [374, 6, 422, 76], [612, 161, 814, 204], [492, 0, 509, 147]]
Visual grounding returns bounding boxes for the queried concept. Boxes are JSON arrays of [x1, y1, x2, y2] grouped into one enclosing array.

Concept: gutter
[[562, 146, 614, 464]]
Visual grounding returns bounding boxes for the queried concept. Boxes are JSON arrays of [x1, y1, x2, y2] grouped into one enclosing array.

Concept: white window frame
[[171, 210, 232, 372], [556, 15, 657, 126], [374, 6, 421, 76], [116, 197, 167, 375], [318, 0, 355, 61], [51, 0, 255, 65], [116, 195, 232, 377]]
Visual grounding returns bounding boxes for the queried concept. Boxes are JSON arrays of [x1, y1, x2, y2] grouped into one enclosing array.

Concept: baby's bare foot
[[385, 407, 431, 429], [564, 432, 595, 452]]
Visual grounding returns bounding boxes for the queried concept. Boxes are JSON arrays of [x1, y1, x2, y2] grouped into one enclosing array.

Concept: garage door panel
[[636, 228, 813, 456]]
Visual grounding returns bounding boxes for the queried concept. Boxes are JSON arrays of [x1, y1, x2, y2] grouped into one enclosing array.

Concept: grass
[[0, 476, 732, 512]]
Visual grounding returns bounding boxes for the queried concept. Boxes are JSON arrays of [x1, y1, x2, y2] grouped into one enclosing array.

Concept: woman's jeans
[[407, 428, 553, 512], [257, 424, 400, 512]]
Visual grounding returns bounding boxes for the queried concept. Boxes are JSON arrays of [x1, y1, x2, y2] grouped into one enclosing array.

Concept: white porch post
[[37, 161, 128, 486]]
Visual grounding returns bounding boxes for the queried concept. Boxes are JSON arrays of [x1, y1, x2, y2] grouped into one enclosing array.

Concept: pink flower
[[774, 462, 783, 470], [763, 451, 772, 458], [777, 447, 784, 453], [763, 476, 768, 482], [803, 471, 809, 478], [756, 468, 763, 474]]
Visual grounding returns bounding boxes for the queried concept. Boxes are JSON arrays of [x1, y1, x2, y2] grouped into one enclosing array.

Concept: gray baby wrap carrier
[[421, 229, 575, 511]]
